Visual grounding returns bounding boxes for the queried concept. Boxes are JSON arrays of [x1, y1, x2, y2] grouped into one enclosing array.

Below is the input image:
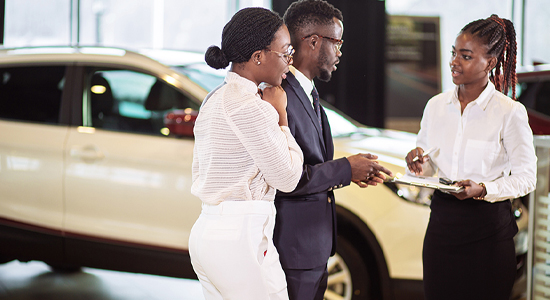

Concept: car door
[[0, 64, 69, 261], [63, 66, 202, 254]]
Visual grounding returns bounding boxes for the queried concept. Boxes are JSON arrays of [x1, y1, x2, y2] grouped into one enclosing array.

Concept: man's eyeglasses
[[265, 45, 295, 64], [301, 34, 344, 52]]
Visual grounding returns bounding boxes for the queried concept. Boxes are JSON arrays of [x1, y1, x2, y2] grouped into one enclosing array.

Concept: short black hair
[[205, 7, 283, 69], [283, 0, 343, 38]]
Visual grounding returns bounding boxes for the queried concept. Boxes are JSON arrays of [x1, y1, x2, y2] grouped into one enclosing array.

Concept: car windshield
[[172, 64, 227, 92]]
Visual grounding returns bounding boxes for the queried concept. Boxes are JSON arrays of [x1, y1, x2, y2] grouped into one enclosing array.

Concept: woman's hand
[[406, 147, 425, 175], [453, 180, 486, 200], [260, 85, 288, 126]]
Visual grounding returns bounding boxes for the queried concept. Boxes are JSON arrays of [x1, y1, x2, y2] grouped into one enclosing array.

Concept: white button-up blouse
[[191, 72, 304, 205], [417, 81, 537, 203]]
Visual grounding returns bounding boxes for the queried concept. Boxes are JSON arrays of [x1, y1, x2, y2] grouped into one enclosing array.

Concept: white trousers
[[189, 201, 289, 300]]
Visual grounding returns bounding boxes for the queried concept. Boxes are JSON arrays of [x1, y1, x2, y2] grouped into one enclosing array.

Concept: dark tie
[[311, 87, 322, 129]]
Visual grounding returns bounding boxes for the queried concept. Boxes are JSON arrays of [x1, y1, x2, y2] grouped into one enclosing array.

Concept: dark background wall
[[272, 0, 386, 128]]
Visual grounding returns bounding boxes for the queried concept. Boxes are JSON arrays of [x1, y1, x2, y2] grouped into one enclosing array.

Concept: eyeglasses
[[265, 45, 295, 64], [301, 34, 344, 52]]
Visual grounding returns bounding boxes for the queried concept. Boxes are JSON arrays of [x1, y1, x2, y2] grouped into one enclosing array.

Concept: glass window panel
[[86, 69, 198, 137], [0, 66, 66, 124]]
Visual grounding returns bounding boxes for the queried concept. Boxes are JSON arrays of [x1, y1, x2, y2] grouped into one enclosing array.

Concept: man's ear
[[307, 35, 319, 51], [487, 56, 498, 72]]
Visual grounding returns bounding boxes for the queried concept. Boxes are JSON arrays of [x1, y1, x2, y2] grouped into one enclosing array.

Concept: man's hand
[[347, 153, 393, 188]]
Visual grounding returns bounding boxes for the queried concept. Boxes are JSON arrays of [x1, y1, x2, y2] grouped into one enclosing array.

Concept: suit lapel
[[285, 72, 327, 153]]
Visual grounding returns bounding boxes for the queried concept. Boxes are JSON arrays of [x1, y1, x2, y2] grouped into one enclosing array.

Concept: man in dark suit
[[273, 1, 393, 299]]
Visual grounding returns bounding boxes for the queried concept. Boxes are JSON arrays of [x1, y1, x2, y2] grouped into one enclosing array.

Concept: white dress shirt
[[289, 65, 316, 108], [417, 81, 537, 203], [191, 72, 304, 205]]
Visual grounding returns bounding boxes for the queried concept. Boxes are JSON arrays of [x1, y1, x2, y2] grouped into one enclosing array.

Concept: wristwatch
[[473, 182, 486, 200]]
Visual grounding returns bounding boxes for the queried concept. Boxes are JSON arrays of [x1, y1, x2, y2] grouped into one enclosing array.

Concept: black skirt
[[423, 190, 518, 300]]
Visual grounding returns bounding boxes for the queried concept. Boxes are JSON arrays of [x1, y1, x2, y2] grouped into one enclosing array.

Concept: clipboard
[[392, 174, 463, 192]]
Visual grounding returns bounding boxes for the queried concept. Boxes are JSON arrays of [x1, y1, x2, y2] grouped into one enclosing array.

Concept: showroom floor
[[0, 260, 528, 300], [0, 260, 205, 300]]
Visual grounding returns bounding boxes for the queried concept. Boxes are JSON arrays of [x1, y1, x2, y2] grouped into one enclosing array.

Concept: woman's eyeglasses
[[301, 34, 344, 52], [265, 45, 295, 64]]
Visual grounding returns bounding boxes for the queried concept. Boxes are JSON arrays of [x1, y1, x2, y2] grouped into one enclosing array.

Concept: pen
[[412, 147, 436, 162]]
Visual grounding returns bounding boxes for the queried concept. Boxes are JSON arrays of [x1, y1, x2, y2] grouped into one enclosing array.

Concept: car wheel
[[325, 236, 371, 300], [47, 263, 82, 273]]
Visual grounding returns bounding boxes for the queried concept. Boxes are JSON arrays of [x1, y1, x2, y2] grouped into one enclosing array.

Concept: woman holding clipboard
[[406, 15, 536, 300]]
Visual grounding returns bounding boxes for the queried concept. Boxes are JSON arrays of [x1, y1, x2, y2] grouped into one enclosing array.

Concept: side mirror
[[164, 109, 197, 138]]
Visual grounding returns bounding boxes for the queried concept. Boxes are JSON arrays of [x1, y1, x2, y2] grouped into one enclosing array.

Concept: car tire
[[325, 236, 372, 300], [47, 263, 82, 273]]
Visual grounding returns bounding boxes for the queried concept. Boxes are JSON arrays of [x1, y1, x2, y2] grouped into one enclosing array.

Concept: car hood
[[324, 106, 417, 168], [333, 128, 417, 169]]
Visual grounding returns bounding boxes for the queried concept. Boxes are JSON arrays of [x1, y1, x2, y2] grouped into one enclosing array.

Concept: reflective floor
[[0, 260, 205, 300], [0, 260, 528, 300]]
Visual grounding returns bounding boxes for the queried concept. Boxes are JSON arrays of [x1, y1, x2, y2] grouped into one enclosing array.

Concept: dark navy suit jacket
[[274, 72, 352, 270]]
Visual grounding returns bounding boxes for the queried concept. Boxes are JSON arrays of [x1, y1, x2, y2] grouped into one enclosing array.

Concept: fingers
[[454, 180, 472, 187], [406, 147, 424, 174], [451, 180, 482, 200], [348, 153, 392, 183], [372, 163, 392, 177], [361, 153, 378, 160], [352, 179, 369, 188], [366, 176, 384, 184]]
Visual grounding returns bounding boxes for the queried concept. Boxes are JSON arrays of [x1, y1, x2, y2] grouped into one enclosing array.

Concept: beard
[[316, 47, 333, 82]]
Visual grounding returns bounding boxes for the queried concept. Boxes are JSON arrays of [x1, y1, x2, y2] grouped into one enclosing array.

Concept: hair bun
[[205, 45, 229, 69]]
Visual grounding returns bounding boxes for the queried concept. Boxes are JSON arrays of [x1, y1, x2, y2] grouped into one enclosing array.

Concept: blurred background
[[1, 1, 549, 300], [1, 0, 548, 132]]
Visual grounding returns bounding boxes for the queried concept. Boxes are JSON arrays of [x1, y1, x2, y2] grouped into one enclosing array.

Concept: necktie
[[311, 87, 322, 129]]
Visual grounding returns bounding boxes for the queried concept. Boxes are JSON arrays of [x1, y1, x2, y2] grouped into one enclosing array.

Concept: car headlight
[[384, 181, 434, 206]]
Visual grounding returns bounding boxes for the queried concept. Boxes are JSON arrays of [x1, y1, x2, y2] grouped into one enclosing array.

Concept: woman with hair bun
[[406, 14, 536, 300], [189, 7, 302, 300]]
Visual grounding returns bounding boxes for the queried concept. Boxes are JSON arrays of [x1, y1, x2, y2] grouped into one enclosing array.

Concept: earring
[[257, 61, 261, 65]]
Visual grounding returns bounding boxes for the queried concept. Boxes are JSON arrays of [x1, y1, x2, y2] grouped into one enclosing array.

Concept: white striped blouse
[[191, 72, 304, 205]]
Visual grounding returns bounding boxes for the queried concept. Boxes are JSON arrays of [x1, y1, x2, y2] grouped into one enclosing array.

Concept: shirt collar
[[289, 65, 315, 97], [449, 80, 496, 111], [225, 71, 260, 95]]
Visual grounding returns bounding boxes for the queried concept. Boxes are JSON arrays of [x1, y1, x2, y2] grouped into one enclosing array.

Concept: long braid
[[503, 18, 517, 99], [460, 14, 518, 99]]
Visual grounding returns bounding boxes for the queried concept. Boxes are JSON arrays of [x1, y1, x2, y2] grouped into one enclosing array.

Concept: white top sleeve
[[483, 103, 537, 202]]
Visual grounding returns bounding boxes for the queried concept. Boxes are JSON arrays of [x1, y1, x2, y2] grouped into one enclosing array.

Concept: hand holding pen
[[406, 147, 436, 175]]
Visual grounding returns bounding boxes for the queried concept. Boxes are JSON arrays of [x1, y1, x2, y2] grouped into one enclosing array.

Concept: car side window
[[0, 66, 66, 124], [85, 69, 199, 136]]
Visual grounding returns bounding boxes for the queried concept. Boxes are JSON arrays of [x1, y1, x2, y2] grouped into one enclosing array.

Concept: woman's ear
[[487, 56, 498, 72], [252, 50, 263, 65]]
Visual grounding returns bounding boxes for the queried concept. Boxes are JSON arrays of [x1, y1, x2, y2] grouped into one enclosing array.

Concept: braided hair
[[283, 0, 343, 46], [460, 14, 518, 99], [205, 7, 283, 70]]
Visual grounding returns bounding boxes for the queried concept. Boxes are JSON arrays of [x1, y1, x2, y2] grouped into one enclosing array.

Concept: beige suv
[[0, 47, 527, 300]]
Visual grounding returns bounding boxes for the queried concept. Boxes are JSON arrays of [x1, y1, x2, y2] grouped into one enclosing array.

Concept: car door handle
[[70, 145, 105, 162]]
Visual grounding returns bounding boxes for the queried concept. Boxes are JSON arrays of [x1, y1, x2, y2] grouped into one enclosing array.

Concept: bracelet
[[473, 182, 486, 200]]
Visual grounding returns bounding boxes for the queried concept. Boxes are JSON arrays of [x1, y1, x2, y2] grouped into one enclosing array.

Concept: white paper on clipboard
[[392, 174, 463, 192]]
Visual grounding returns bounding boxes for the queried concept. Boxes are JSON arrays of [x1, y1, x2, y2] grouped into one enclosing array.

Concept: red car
[[516, 63, 550, 135]]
